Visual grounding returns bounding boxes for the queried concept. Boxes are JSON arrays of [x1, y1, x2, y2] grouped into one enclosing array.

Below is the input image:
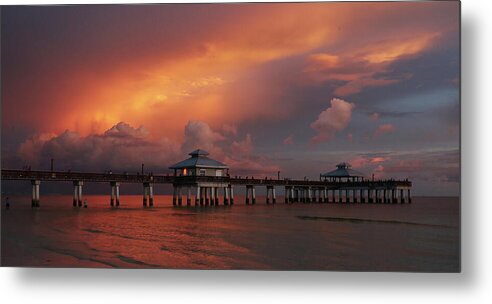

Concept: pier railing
[[1, 169, 412, 207], [2, 169, 411, 188]]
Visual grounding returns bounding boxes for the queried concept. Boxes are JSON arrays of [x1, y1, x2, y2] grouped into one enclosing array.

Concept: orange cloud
[[303, 32, 438, 96], [374, 124, 396, 137], [3, 2, 459, 142], [370, 113, 380, 122], [370, 157, 387, 164], [283, 135, 294, 145], [310, 98, 355, 143]]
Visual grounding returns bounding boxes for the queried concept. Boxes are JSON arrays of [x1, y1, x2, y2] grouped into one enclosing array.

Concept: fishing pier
[[1, 150, 412, 208]]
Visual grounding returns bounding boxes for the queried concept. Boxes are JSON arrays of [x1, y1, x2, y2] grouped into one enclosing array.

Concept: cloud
[[370, 157, 387, 164], [348, 149, 459, 185], [2, 2, 459, 139], [231, 133, 253, 156], [182, 120, 225, 155], [18, 122, 181, 172], [304, 48, 416, 96], [221, 124, 238, 136], [302, 32, 442, 96], [310, 98, 355, 143], [369, 113, 380, 122], [283, 135, 294, 145], [15, 121, 281, 177], [374, 123, 396, 137]]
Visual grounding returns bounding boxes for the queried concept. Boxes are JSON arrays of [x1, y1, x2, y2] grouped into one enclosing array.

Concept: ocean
[[1, 195, 460, 271]]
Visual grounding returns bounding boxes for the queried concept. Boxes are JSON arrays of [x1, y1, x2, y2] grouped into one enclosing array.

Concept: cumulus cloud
[[231, 133, 253, 157], [221, 124, 238, 136], [310, 98, 355, 143], [18, 122, 181, 172], [374, 124, 396, 137], [182, 120, 225, 155], [15, 121, 281, 177]]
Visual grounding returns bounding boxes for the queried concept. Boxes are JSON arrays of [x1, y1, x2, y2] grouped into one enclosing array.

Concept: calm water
[[1, 195, 459, 271]]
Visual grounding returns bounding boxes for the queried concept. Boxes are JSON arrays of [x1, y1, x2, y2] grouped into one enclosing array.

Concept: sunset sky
[[1, 2, 460, 195]]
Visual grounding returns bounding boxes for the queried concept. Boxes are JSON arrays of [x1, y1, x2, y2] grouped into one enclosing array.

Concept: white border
[[2, 0, 492, 303]]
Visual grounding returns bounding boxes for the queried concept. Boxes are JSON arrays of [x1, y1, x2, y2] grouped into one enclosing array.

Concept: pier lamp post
[[141, 163, 144, 175], [50, 158, 54, 172]]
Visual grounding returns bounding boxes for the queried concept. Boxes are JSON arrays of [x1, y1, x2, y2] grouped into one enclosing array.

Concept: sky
[[1, 2, 460, 196]]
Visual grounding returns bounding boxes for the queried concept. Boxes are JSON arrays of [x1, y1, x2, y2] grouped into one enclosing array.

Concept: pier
[[1, 150, 412, 208]]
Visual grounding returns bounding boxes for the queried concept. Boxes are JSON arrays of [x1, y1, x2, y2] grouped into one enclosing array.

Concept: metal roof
[[169, 150, 228, 169], [321, 162, 365, 178], [189, 149, 209, 157]]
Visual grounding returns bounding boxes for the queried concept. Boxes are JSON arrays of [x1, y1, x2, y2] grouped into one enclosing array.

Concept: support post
[[400, 189, 405, 204], [214, 187, 219, 206], [110, 181, 120, 207], [73, 184, 78, 207], [266, 186, 271, 204], [196, 186, 201, 206], [246, 186, 250, 205], [209, 187, 214, 206], [77, 182, 82, 207], [148, 183, 154, 207], [178, 186, 182, 206], [187, 187, 191, 206], [110, 184, 115, 207], [115, 183, 120, 207], [36, 183, 40, 208], [272, 187, 276, 204], [205, 187, 210, 206], [408, 189, 412, 204], [143, 183, 148, 207], [32, 180, 40, 208], [172, 186, 177, 206], [224, 186, 229, 205], [251, 186, 256, 205], [230, 185, 234, 205]]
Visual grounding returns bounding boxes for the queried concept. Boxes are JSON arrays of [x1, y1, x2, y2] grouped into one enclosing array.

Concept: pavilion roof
[[169, 150, 228, 169], [321, 162, 365, 178]]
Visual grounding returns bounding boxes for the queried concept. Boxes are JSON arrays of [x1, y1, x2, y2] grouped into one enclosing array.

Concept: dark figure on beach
[[83, 199, 88, 208], [5, 197, 10, 210]]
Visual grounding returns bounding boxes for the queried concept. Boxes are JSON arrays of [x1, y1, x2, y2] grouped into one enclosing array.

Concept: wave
[[296, 215, 454, 228]]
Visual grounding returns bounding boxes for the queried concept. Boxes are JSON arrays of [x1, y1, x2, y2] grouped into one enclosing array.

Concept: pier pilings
[[31, 180, 40, 208], [72, 181, 83, 208]]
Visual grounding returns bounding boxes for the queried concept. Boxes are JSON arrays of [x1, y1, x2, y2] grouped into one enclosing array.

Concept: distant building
[[320, 162, 364, 182], [169, 149, 228, 177]]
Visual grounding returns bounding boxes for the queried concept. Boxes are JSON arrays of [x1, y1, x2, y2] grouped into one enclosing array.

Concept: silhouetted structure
[[1, 149, 412, 209]]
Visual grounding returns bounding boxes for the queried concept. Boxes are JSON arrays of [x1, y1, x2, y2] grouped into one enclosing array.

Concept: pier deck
[[1, 169, 412, 207]]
